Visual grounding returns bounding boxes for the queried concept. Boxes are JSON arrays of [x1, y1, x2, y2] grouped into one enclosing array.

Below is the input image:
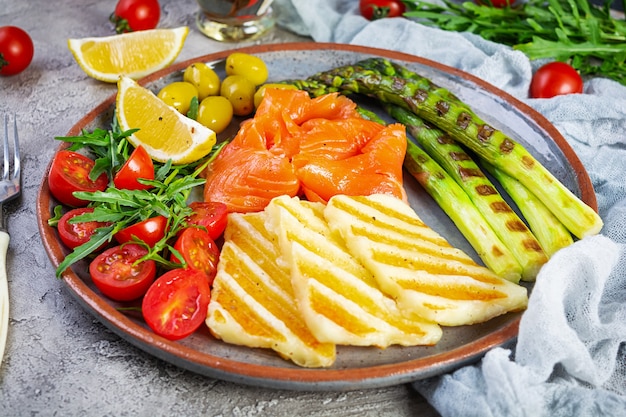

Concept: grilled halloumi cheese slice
[[265, 195, 442, 348], [206, 211, 336, 368], [324, 194, 528, 326]]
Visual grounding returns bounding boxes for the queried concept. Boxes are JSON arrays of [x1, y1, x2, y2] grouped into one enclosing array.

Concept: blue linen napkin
[[273, 1, 626, 415]]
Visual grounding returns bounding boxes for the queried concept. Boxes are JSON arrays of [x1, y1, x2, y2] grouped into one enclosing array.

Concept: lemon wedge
[[116, 76, 217, 165], [68, 27, 189, 83]]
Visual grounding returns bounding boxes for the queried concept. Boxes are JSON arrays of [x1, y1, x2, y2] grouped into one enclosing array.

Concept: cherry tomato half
[[529, 61, 584, 99], [48, 150, 108, 207], [185, 201, 228, 241], [110, 0, 161, 33], [359, 0, 406, 20], [115, 215, 168, 247], [171, 227, 220, 284], [141, 268, 211, 341], [58, 207, 112, 250], [89, 243, 157, 301], [0, 26, 34, 76], [113, 145, 155, 190]]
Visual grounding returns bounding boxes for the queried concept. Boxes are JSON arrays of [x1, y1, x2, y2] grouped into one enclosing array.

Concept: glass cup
[[196, 0, 275, 42]]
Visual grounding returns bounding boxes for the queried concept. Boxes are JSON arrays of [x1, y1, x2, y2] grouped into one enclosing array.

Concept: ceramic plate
[[37, 43, 597, 391]]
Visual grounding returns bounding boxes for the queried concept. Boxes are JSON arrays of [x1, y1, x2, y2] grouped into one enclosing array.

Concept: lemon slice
[[116, 76, 217, 164], [68, 27, 189, 83]]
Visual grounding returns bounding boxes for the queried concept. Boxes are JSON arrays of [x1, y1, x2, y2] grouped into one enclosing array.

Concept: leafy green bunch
[[403, 0, 626, 85], [50, 121, 224, 277]]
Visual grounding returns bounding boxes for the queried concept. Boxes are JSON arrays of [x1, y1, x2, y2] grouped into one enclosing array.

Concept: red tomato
[[359, 0, 406, 20], [141, 268, 211, 340], [0, 26, 34, 76], [185, 201, 228, 241], [113, 145, 155, 190], [48, 150, 108, 207], [171, 227, 220, 284], [115, 215, 168, 247], [111, 0, 161, 33], [89, 243, 157, 301], [529, 62, 583, 99], [58, 207, 111, 250]]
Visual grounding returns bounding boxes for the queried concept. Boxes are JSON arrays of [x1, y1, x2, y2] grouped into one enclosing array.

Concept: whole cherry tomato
[[142, 268, 211, 341], [89, 243, 157, 301], [185, 201, 228, 241], [171, 227, 220, 284], [359, 0, 406, 20], [225, 52, 268, 86], [529, 61, 583, 99], [220, 75, 256, 116], [113, 145, 155, 190], [110, 0, 161, 33], [48, 150, 108, 207], [157, 81, 199, 115], [0, 26, 34, 76], [115, 215, 168, 247], [57, 207, 112, 250]]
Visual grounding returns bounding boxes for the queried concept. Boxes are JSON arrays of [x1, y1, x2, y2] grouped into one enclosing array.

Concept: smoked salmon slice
[[293, 123, 408, 203], [203, 88, 407, 213]]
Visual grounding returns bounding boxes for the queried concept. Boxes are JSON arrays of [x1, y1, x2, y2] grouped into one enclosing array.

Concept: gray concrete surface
[[0, 1, 440, 415]]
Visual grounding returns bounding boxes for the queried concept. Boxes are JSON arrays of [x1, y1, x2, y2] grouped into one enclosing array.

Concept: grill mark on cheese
[[268, 195, 443, 347], [291, 243, 441, 344], [369, 247, 502, 285], [211, 268, 285, 340], [226, 252, 310, 339], [307, 285, 379, 337], [393, 274, 509, 301], [207, 212, 336, 367], [330, 196, 452, 247], [349, 223, 477, 267], [228, 215, 294, 296], [324, 194, 528, 327]]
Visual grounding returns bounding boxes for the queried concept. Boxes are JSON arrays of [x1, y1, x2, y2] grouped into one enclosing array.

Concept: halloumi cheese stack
[[206, 211, 336, 368], [264, 195, 443, 348], [324, 194, 529, 326]]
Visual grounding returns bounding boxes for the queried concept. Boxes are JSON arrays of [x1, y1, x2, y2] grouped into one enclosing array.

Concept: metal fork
[[0, 114, 21, 367]]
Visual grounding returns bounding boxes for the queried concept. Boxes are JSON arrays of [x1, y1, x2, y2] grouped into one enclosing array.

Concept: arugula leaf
[[403, 0, 626, 85], [52, 125, 228, 278]]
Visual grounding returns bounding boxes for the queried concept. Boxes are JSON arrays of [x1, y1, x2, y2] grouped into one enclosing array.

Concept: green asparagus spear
[[404, 139, 523, 282], [309, 59, 603, 239], [482, 162, 574, 257], [387, 104, 547, 281]]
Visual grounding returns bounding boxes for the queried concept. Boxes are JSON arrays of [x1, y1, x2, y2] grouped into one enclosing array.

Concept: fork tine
[[2, 115, 8, 181], [12, 115, 20, 180]]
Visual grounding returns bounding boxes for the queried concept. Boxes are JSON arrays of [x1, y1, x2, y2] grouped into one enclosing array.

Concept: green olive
[[183, 62, 220, 100], [220, 75, 256, 116], [225, 52, 268, 86], [157, 81, 198, 115], [197, 96, 234, 134], [253, 83, 299, 108]]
